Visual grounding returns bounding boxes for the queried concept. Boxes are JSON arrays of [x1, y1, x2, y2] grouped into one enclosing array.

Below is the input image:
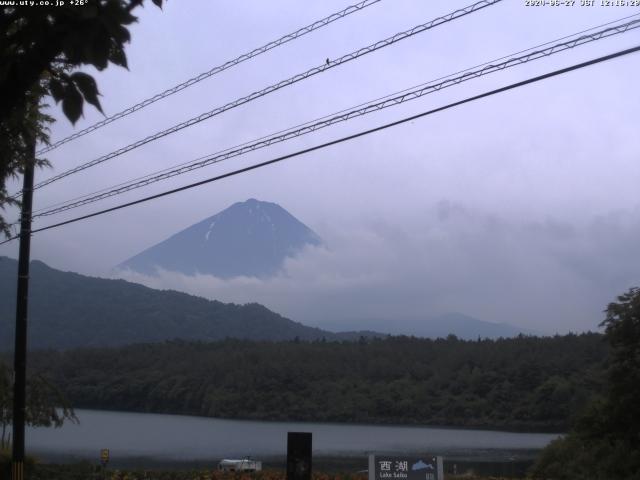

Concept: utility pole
[[12, 138, 35, 480]]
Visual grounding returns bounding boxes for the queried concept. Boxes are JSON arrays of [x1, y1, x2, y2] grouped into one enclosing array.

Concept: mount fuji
[[117, 199, 321, 278]]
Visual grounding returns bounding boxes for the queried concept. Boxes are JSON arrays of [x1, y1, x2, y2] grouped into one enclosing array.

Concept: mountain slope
[[0, 257, 346, 351], [117, 198, 321, 278]]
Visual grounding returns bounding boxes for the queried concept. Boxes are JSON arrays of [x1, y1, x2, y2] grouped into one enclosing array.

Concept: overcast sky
[[2, 0, 639, 334]]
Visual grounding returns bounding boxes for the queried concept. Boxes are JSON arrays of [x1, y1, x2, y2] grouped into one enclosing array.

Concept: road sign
[[100, 449, 109, 465], [368, 455, 443, 480]]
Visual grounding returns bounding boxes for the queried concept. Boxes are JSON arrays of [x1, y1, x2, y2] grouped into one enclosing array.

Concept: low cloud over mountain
[[115, 201, 640, 335]]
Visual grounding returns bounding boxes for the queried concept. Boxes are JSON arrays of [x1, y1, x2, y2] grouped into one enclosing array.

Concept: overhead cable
[[30, 12, 640, 216], [1, 43, 637, 246], [31, 16, 640, 218], [36, 0, 384, 155], [24, 0, 503, 194]]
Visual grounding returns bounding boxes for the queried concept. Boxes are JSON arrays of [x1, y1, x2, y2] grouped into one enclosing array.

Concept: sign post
[[100, 448, 109, 465], [100, 448, 109, 479], [11, 143, 35, 480], [368, 455, 443, 480]]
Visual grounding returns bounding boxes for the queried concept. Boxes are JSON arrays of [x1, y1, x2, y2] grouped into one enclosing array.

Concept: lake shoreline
[[26, 408, 559, 475], [62, 406, 566, 435]]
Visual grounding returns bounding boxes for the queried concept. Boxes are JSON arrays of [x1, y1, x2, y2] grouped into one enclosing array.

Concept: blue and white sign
[[368, 455, 443, 480]]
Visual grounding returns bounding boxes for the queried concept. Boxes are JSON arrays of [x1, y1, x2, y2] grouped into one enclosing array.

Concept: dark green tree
[[0, 361, 76, 450], [600, 287, 640, 444], [0, 79, 53, 237], [532, 287, 640, 480], [0, 0, 163, 236]]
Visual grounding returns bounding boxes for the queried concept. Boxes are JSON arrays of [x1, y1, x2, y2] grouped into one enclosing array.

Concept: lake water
[[25, 409, 560, 464]]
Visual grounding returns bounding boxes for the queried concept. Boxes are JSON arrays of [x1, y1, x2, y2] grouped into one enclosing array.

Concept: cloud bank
[[115, 201, 640, 335]]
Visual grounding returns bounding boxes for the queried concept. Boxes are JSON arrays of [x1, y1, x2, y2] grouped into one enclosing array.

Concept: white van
[[218, 458, 262, 472]]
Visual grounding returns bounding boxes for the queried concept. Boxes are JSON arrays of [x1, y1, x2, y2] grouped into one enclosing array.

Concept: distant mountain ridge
[[117, 198, 321, 278], [0, 257, 370, 351], [318, 313, 539, 340]]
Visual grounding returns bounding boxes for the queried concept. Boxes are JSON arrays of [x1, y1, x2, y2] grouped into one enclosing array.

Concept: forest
[[0, 256, 370, 350], [23, 333, 607, 432]]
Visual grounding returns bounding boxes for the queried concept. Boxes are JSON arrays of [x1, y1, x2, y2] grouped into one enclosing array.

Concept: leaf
[[79, 3, 99, 19], [70, 72, 103, 113], [151, 0, 163, 8], [90, 31, 112, 70], [103, 1, 137, 25], [62, 31, 85, 64], [109, 44, 128, 69], [107, 23, 131, 45], [48, 78, 65, 104], [61, 83, 83, 125]]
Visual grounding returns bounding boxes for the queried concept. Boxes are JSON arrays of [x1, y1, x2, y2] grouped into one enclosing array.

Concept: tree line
[[23, 333, 608, 432]]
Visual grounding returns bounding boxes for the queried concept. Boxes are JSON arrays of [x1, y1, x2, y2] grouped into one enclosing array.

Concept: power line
[[30, 16, 640, 219], [22, 0, 503, 195], [2, 44, 637, 246], [29, 12, 640, 216], [36, 0, 384, 155]]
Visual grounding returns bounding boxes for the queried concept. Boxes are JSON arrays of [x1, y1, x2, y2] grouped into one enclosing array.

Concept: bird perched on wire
[[326, 58, 330, 66]]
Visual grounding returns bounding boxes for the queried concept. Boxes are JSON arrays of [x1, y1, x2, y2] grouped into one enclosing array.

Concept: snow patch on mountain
[[117, 199, 322, 279]]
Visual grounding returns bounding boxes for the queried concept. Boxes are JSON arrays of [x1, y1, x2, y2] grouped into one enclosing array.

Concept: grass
[[0, 461, 540, 480]]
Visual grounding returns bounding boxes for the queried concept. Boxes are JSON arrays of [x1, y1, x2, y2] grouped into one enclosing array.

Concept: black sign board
[[286, 432, 312, 480], [368, 455, 443, 480]]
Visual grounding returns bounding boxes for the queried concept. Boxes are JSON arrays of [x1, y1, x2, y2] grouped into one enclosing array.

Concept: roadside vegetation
[[0, 463, 536, 480], [0, 361, 76, 449], [532, 287, 640, 479]]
